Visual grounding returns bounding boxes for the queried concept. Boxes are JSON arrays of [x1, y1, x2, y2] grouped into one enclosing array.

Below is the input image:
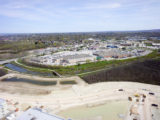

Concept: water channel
[[3, 77, 57, 86], [5, 63, 54, 77]]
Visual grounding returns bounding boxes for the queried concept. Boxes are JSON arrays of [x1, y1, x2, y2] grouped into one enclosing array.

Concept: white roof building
[[16, 108, 65, 120], [0, 98, 8, 119], [29, 50, 96, 66]]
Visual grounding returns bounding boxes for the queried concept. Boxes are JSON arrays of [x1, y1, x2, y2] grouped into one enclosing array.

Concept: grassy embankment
[[12, 59, 53, 73], [13, 50, 160, 76]]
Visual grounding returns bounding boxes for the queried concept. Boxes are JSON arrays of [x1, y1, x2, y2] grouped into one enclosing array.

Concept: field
[[0, 41, 46, 53], [0, 40, 46, 60]]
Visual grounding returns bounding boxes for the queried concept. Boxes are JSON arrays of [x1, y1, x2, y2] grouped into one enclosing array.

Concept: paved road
[[0, 55, 35, 65], [0, 58, 18, 65]]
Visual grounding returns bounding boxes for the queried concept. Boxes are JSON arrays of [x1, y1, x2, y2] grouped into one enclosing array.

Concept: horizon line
[[0, 29, 160, 34]]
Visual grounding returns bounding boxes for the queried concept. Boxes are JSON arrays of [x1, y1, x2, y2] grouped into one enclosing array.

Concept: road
[[0, 54, 35, 65], [0, 58, 18, 65]]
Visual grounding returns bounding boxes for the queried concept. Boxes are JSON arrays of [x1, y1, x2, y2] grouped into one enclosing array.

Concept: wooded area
[[82, 59, 160, 85]]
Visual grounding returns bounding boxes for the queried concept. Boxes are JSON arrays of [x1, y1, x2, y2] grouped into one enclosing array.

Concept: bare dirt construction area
[[0, 73, 86, 95], [0, 81, 52, 95], [0, 59, 160, 120], [0, 81, 160, 120]]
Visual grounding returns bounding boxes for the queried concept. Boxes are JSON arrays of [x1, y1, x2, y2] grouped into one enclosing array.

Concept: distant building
[[106, 45, 118, 48], [94, 49, 131, 59], [61, 54, 96, 66], [152, 43, 160, 48], [16, 108, 65, 120], [29, 51, 96, 66], [120, 43, 132, 46]]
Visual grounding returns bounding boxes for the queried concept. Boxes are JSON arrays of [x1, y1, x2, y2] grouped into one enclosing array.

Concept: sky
[[0, 0, 160, 33]]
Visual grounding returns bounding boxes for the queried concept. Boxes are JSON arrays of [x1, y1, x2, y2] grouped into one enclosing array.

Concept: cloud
[[70, 3, 121, 10], [0, 0, 121, 21], [0, 0, 59, 21], [86, 3, 121, 9], [0, 0, 160, 33], [107, 3, 121, 8], [0, 8, 45, 21]]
